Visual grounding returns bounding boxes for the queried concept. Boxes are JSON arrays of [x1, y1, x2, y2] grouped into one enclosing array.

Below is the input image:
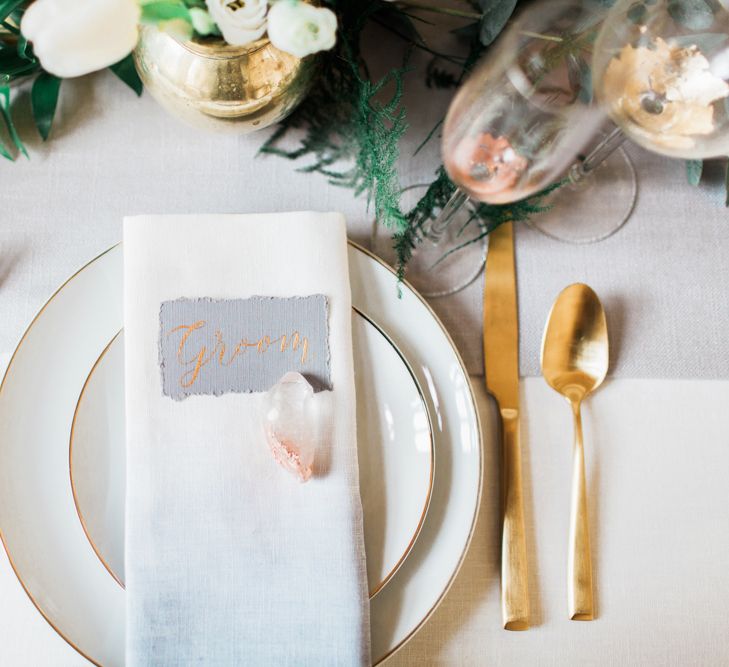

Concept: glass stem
[[568, 126, 626, 186], [427, 188, 469, 244]]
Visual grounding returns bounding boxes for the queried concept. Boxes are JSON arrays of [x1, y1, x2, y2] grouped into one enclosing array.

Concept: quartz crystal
[[262, 372, 319, 482]]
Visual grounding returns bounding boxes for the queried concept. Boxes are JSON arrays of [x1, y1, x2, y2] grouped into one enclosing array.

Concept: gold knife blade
[[483, 221, 530, 631]]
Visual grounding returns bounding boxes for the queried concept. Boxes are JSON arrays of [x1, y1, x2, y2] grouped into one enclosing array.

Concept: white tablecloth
[[2, 67, 729, 380], [1, 377, 728, 665], [2, 47, 729, 665]]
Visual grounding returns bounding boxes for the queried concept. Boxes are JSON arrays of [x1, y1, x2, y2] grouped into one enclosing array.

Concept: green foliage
[[667, 0, 715, 30], [0, 1, 144, 159], [0, 84, 25, 159], [140, 1, 192, 24], [31, 71, 60, 140], [627, 2, 647, 23], [261, 0, 558, 279], [110, 54, 143, 96], [393, 168, 559, 282], [140, 0, 219, 38], [686, 159, 703, 186], [262, 0, 411, 233], [478, 0, 518, 46]]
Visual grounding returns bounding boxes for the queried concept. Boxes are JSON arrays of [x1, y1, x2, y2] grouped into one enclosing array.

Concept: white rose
[[267, 0, 336, 58], [205, 0, 268, 46], [21, 0, 140, 78]]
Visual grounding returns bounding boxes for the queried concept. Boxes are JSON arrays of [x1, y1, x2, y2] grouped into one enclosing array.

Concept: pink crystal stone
[[262, 372, 318, 482]]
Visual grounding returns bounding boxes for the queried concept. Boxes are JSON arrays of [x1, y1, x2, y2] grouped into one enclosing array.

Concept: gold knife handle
[[568, 400, 594, 620], [500, 409, 530, 631]]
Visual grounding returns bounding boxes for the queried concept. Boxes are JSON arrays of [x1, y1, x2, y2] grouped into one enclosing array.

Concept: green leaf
[[372, 4, 428, 49], [0, 84, 25, 159], [0, 0, 25, 22], [189, 7, 216, 36], [667, 0, 715, 31], [140, 1, 191, 23], [686, 159, 703, 186], [627, 2, 647, 23], [478, 0, 518, 46], [109, 54, 143, 96], [31, 71, 61, 141], [16, 33, 34, 62], [0, 48, 40, 79]]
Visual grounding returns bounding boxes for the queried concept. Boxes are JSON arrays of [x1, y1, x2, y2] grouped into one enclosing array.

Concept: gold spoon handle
[[568, 401, 594, 620], [501, 410, 530, 630]]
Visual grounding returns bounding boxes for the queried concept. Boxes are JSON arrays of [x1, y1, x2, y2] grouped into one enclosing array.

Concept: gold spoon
[[541, 283, 608, 621]]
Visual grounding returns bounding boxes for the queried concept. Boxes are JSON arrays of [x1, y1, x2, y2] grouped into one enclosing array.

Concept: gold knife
[[483, 221, 530, 631]]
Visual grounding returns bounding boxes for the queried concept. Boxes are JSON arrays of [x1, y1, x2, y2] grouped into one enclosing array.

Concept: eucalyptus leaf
[[686, 159, 703, 186], [31, 71, 61, 141], [478, 0, 518, 46], [109, 54, 143, 96], [667, 0, 715, 31], [627, 2, 647, 23], [0, 84, 25, 158]]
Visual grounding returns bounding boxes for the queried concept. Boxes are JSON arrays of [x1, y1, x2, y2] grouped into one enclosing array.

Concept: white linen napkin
[[123, 213, 370, 666]]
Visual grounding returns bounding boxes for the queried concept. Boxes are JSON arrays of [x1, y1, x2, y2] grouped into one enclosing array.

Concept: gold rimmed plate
[[69, 306, 435, 599], [0, 242, 482, 665]]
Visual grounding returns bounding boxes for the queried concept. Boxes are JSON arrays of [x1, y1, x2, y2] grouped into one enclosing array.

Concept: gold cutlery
[[541, 283, 608, 621], [483, 221, 530, 631]]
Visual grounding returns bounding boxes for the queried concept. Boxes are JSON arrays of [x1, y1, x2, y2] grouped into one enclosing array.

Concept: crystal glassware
[[397, 0, 638, 296], [593, 0, 729, 159]]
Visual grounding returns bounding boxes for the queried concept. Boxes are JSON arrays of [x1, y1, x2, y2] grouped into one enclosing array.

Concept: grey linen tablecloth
[[1, 67, 728, 378]]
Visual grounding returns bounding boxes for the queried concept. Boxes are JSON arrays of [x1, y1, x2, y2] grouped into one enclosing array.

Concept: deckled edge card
[[159, 295, 330, 400]]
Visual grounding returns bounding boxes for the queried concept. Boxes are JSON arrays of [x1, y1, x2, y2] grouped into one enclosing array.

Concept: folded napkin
[[124, 213, 370, 665]]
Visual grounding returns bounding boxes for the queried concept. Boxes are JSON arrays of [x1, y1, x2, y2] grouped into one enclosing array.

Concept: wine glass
[[386, 0, 638, 297], [593, 0, 729, 159]]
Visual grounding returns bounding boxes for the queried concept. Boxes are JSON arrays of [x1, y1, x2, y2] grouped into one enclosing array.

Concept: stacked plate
[[0, 243, 482, 665]]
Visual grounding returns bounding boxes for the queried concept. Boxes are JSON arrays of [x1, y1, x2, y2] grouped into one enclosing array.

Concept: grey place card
[[159, 295, 330, 400]]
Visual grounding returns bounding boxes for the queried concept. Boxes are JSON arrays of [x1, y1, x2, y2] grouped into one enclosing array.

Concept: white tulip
[[205, 0, 268, 47], [267, 0, 336, 58], [21, 0, 140, 78]]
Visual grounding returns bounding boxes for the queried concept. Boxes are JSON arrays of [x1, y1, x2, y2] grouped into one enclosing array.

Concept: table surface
[[1, 377, 728, 666], [2, 46, 729, 665], [2, 64, 729, 381]]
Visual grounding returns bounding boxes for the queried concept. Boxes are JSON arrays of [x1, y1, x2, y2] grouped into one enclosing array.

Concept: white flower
[[267, 0, 336, 58], [205, 0, 268, 46], [21, 0, 140, 78]]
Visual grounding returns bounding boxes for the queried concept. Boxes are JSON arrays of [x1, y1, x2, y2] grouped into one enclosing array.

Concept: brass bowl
[[133, 26, 318, 133]]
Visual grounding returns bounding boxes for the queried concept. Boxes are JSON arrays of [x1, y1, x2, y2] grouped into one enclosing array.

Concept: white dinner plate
[[0, 242, 482, 665], [69, 312, 434, 597]]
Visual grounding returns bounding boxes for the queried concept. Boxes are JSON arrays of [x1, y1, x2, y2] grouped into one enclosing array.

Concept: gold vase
[[133, 26, 318, 133]]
